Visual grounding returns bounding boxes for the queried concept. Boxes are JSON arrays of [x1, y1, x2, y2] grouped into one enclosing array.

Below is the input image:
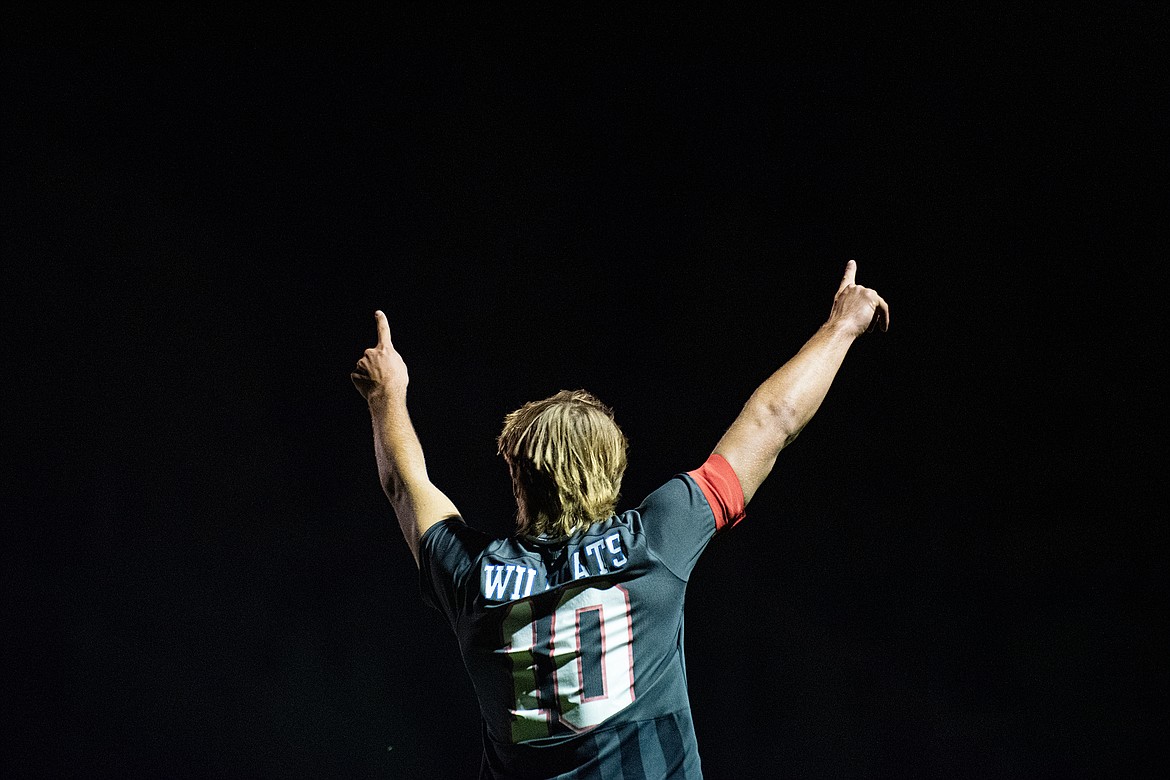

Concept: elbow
[[380, 471, 411, 506], [761, 397, 803, 448]]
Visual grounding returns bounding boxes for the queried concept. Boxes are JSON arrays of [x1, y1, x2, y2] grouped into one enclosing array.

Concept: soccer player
[[351, 260, 889, 779]]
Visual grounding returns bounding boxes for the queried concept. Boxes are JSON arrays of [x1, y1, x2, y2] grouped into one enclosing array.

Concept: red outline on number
[[533, 616, 553, 730], [509, 583, 639, 738], [576, 605, 608, 703], [616, 584, 635, 704], [555, 585, 638, 733], [548, 604, 560, 727], [504, 604, 553, 734]]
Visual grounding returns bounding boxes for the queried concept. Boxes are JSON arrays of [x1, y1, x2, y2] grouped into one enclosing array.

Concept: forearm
[[715, 320, 857, 503], [368, 394, 458, 564], [370, 397, 425, 496]]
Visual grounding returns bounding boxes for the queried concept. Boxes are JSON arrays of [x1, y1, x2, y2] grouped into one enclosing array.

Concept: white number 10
[[501, 584, 635, 742]]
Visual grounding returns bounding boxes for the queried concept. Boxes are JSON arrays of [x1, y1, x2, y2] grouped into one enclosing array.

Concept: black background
[[4, 4, 1165, 779]]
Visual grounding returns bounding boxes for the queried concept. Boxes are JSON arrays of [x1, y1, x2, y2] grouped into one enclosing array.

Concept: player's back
[[421, 470, 726, 778]]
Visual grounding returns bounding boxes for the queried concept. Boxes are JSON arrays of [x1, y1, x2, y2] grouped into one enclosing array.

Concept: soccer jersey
[[419, 454, 746, 780]]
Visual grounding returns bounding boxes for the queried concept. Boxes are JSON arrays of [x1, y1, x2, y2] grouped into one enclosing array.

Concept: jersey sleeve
[[417, 518, 489, 623], [638, 454, 747, 581], [686, 452, 746, 532]]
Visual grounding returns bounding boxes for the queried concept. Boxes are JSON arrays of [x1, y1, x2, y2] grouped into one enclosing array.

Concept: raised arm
[[351, 311, 460, 566], [714, 260, 889, 505]]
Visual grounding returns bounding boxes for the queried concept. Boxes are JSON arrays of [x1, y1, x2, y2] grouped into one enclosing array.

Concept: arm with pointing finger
[[714, 260, 890, 505], [351, 311, 460, 566]]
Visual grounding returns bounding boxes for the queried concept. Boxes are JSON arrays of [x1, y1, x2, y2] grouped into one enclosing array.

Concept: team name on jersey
[[481, 530, 629, 602]]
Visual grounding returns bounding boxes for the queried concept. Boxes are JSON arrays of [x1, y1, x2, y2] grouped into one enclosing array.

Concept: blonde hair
[[497, 389, 628, 538]]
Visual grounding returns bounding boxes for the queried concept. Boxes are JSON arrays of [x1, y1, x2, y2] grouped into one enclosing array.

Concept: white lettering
[[484, 564, 516, 600], [585, 540, 610, 574], [572, 551, 590, 580], [605, 532, 627, 568], [511, 567, 538, 600]]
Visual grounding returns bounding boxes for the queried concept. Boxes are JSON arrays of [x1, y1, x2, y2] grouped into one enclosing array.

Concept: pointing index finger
[[838, 259, 857, 293], [374, 310, 392, 346]]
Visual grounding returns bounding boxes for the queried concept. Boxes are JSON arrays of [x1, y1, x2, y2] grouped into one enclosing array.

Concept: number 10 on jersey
[[502, 584, 636, 742]]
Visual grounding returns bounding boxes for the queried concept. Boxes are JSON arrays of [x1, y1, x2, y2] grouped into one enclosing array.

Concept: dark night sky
[[4, 5, 1166, 779]]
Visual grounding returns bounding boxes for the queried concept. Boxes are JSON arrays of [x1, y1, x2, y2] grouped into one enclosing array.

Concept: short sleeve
[[686, 453, 746, 532], [636, 454, 745, 581], [418, 519, 489, 622]]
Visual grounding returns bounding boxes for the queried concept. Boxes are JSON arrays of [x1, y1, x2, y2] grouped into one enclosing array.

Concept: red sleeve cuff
[[687, 453, 747, 531]]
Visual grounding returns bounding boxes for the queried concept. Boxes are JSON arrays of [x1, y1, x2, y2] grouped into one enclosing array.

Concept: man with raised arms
[[352, 260, 889, 779]]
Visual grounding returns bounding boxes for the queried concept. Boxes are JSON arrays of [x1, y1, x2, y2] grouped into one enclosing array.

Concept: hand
[[828, 260, 890, 336], [351, 310, 409, 404]]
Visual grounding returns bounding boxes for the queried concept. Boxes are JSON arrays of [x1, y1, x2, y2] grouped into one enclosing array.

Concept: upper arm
[[712, 323, 854, 505], [713, 417, 788, 506], [390, 479, 462, 567], [414, 483, 462, 540]]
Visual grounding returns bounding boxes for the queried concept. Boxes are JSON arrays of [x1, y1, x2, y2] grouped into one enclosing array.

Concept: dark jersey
[[419, 454, 746, 780]]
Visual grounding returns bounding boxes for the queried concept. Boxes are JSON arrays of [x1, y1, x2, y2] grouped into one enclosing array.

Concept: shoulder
[[419, 519, 500, 577], [631, 470, 712, 517], [419, 520, 528, 615]]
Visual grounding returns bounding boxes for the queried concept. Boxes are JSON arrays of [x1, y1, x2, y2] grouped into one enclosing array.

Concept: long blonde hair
[[497, 389, 628, 538]]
